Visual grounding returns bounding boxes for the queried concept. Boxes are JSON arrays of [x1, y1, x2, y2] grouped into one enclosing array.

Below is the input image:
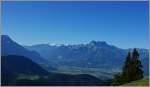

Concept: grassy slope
[[122, 78, 149, 86]]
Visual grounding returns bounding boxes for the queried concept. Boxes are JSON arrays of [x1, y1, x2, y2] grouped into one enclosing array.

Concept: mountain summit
[[1, 35, 56, 71], [1, 35, 45, 63]]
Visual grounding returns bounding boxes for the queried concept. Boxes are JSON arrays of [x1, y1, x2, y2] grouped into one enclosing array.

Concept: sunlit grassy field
[[122, 78, 149, 86]]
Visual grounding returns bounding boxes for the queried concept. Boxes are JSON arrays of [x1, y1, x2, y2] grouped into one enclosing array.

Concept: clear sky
[[2, 1, 149, 49]]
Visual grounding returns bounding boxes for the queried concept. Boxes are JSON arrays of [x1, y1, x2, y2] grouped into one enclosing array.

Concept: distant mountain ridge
[[25, 40, 149, 76]]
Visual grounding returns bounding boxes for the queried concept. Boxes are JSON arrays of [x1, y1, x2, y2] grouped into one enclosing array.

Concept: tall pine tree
[[122, 52, 132, 82], [131, 48, 143, 80]]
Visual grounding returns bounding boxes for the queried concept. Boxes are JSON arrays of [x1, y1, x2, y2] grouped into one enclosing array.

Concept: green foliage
[[112, 48, 144, 85], [131, 48, 143, 80], [111, 73, 124, 85], [122, 52, 132, 83]]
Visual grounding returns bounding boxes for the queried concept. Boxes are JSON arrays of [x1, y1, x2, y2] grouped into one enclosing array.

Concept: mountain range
[[25, 40, 149, 76], [1, 35, 149, 85]]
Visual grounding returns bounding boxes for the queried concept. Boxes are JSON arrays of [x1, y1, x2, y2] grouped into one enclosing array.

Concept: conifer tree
[[131, 48, 143, 80], [122, 52, 132, 82]]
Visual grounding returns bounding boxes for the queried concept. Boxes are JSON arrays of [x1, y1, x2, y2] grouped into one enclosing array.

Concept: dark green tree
[[122, 52, 132, 82], [131, 48, 143, 80], [111, 73, 123, 86]]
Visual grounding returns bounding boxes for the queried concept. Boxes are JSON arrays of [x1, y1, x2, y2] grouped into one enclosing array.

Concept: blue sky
[[2, 1, 149, 49]]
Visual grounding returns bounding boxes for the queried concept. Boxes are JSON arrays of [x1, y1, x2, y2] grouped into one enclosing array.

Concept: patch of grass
[[122, 78, 149, 86], [17, 74, 40, 80]]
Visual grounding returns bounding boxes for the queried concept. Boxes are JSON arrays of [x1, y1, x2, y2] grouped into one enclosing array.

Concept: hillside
[[1, 55, 50, 85], [1, 35, 56, 71], [2, 55, 103, 86], [1, 35, 46, 63], [1, 55, 50, 76], [122, 78, 149, 86]]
